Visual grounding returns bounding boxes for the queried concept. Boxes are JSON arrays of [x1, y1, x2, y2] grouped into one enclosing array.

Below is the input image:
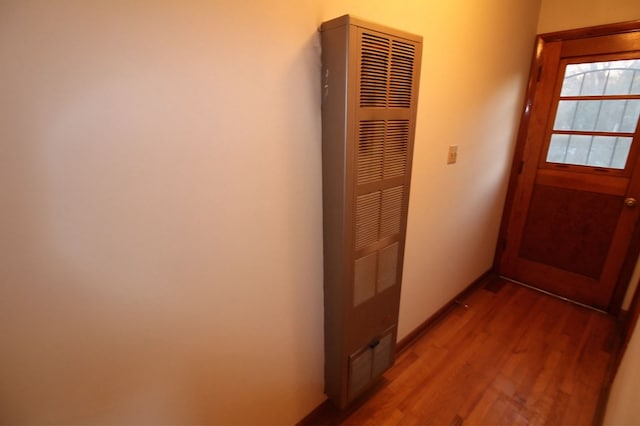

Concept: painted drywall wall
[[605, 323, 640, 425], [0, 0, 540, 424], [538, 0, 639, 33], [0, 1, 325, 424]]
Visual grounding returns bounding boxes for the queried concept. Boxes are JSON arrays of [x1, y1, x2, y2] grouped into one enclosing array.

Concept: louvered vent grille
[[355, 32, 415, 251], [377, 242, 399, 292], [357, 121, 385, 184], [355, 186, 404, 250], [389, 40, 415, 108], [357, 120, 409, 184], [384, 120, 409, 178], [380, 186, 403, 239], [354, 252, 377, 306], [360, 33, 390, 107], [360, 33, 415, 109], [355, 191, 381, 249]]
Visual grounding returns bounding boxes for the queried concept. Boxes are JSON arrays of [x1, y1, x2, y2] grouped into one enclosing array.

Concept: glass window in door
[[546, 59, 640, 170]]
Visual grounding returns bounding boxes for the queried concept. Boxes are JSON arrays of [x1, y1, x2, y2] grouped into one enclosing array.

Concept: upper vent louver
[[359, 33, 416, 109], [389, 41, 415, 108], [360, 33, 390, 107]]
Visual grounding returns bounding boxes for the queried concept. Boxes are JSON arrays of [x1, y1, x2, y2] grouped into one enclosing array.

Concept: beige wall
[[605, 324, 640, 425], [0, 0, 540, 424], [538, 0, 639, 33], [536, 0, 640, 424]]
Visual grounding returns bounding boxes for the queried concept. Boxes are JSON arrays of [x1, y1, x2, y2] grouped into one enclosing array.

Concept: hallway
[[308, 276, 620, 425]]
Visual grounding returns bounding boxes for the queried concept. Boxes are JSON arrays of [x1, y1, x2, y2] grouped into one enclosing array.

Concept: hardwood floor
[[303, 276, 620, 425]]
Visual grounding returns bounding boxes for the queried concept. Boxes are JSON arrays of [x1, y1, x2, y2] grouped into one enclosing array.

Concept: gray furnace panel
[[320, 15, 422, 409]]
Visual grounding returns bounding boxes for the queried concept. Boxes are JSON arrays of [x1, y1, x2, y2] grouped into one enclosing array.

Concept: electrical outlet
[[447, 145, 458, 164]]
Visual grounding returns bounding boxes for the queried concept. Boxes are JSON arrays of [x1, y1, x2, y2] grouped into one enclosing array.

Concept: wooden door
[[498, 23, 640, 311]]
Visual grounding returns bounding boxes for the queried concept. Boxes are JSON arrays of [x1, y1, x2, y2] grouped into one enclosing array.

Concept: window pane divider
[[559, 94, 640, 101], [552, 130, 635, 138]]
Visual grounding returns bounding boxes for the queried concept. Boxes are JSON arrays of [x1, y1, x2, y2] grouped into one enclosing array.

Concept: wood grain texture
[[519, 184, 623, 279], [301, 276, 620, 425]]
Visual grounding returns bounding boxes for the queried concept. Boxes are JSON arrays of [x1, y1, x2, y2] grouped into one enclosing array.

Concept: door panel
[[519, 184, 623, 280], [499, 24, 640, 311]]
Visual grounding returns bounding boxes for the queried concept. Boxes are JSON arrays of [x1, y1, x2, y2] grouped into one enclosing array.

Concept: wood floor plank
[[339, 277, 620, 426]]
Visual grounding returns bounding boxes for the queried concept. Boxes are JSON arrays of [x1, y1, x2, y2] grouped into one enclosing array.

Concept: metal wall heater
[[320, 15, 422, 409]]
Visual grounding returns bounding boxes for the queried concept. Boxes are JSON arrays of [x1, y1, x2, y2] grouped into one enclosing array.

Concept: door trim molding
[[540, 19, 640, 42]]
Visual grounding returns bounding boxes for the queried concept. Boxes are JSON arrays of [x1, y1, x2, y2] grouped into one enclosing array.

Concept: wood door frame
[[495, 20, 640, 315]]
